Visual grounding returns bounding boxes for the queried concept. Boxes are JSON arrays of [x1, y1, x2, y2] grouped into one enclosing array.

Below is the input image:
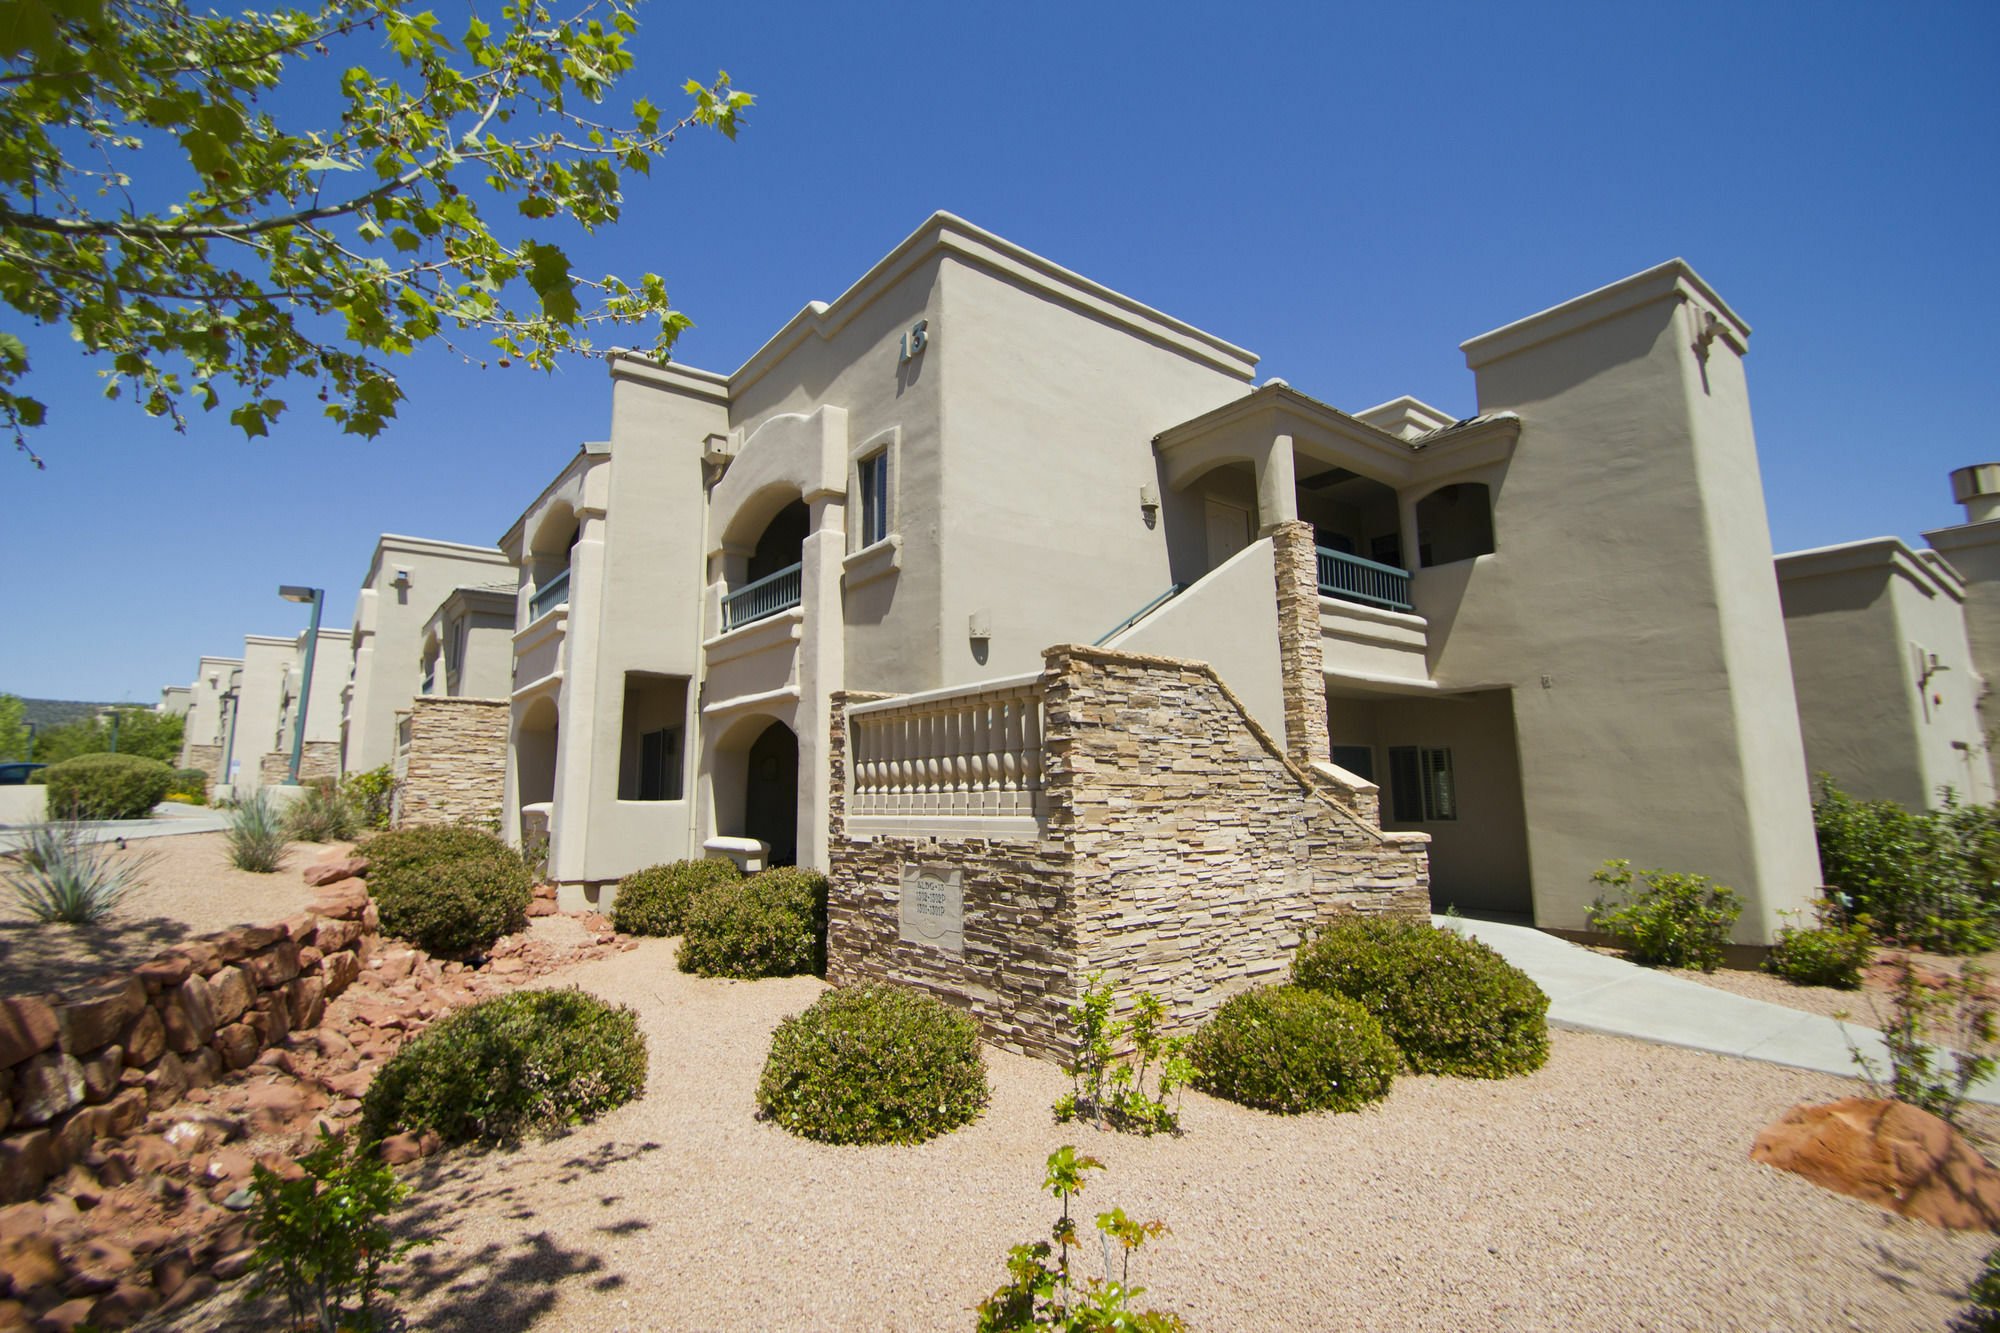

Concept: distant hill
[[18, 699, 130, 728]]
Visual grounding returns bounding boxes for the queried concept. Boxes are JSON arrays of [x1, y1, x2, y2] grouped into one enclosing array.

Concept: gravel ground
[[0, 831, 337, 996], [1668, 963, 1872, 1024], [170, 938, 1994, 1333]]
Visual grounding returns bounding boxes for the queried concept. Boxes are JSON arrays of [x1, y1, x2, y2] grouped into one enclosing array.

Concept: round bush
[[1764, 918, 1872, 989], [1189, 985, 1398, 1114], [757, 983, 988, 1144], [360, 988, 647, 1145], [677, 866, 827, 979], [1292, 917, 1550, 1078], [42, 753, 174, 820], [612, 858, 741, 937], [359, 825, 532, 958], [166, 768, 209, 803]]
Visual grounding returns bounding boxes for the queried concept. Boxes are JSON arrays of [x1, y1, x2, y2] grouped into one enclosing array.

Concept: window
[[1415, 483, 1494, 568], [1329, 745, 1374, 782], [858, 450, 889, 548], [1387, 746, 1455, 822], [638, 726, 682, 801]]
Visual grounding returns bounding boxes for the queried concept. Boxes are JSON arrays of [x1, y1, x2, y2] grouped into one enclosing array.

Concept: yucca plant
[[228, 791, 287, 873], [5, 821, 151, 924]]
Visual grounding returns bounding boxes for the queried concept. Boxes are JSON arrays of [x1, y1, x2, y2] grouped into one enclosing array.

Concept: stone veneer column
[[1270, 520, 1330, 768]]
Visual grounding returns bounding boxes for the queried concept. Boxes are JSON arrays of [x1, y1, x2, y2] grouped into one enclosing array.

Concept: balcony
[[1317, 547, 1412, 613], [529, 569, 570, 622], [723, 562, 802, 631]]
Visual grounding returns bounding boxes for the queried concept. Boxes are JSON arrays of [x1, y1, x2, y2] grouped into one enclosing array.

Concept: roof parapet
[[1460, 259, 1750, 371]]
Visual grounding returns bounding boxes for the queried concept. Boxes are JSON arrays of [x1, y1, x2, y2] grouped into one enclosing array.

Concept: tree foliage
[[31, 703, 183, 762], [0, 0, 752, 465], [0, 693, 24, 759]]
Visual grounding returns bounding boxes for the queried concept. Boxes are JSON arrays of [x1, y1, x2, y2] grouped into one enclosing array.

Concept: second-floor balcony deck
[[1318, 547, 1413, 613], [529, 568, 571, 622], [723, 562, 803, 631]]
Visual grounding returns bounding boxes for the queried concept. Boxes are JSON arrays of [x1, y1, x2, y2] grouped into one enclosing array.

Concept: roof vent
[[1951, 464, 2000, 524]]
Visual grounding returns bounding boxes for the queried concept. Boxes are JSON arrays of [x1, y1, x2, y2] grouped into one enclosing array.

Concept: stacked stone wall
[[397, 697, 508, 827], [0, 879, 379, 1203], [256, 741, 339, 787], [827, 691, 1080, 1061], [1271, 520, 1330, 769], [181, 744, 222, 784], [827, 649, 1430, 1063]]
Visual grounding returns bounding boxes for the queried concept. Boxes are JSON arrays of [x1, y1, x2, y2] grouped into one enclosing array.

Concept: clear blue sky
[[3, 0, 1996, 701]]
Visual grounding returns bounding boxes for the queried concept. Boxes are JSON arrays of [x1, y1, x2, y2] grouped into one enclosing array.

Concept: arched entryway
[[743, 721, 798, 867], [517, 695, 559, 809]]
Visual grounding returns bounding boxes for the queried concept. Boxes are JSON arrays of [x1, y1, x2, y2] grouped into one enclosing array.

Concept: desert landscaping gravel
[[0, 832, 330, 996], [165, 936, 1993, 1333]]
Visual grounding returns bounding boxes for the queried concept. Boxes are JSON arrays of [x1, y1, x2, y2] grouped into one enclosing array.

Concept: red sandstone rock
[[0, 1001, 56, 1071], [160, 977, 216, 1054], [35, 1297, 94, 1332], [212, 1025, 259, 1073], [52, 979, 144, 1057], [117, 1010, 163, 1069], [0, 1234, 64, 1292], [205, 968, 252, 1029], [209, 1248, 255, 1281], [307, 881, 369, 921], [244, 941, 301, 990], [87, 1280, 157, 1328], [311, 919, 362, 955], [303, 857, 369, 887], [142, 1054, 188, 1113], [210, 926, 282, 964], [526, 899, 558, 917], [131, 955, 190, 990], [168, 940, 221, 978], [1751, 1097, 2000, 1230]]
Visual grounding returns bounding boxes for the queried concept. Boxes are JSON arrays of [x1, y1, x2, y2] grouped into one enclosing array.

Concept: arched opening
[[1296, 466, 1411, 612], [1415, 483, 1495, 568], [742, 720, 799, 867], [528, 504, 579, 621], [517, 696, 559, 809], [725, 498, 809, 629]]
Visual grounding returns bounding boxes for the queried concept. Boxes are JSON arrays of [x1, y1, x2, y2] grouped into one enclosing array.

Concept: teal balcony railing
[[1317, 547, 1413, 613], [723, 561, 803, 630], [529, 568, 570, 622]]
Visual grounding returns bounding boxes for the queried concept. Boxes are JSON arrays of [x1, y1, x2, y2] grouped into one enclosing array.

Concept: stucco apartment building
[[499, 212, 1820, 946]]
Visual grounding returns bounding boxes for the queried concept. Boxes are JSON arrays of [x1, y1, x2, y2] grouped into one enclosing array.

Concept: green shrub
[[1292, 916, 1550, 1077], [1764, 907, 1873, 989], [1953, 1244, 2000, 1333], [225, 790, 286, 873], [611, 858, 740, 937], [1189, 984, 1398, 1114], [677, 865, 826, 979], [1053, 973, 1191, 1136], [339, 765, 398, 831], [166, 767, 209, 803], [283, 780, 356, 843], [41, 752, 173, 820], [247, 1126, 426, 1332], [360, 988, 647, 1145], [360, 825, 531, 958], [1815, 778, 1998, 954], [757, 983, 988, 1144], [1587, 860, 1743, 972]]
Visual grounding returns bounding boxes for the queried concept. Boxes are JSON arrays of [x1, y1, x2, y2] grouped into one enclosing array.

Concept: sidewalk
[[0, 802, 230, 849], [1435, 913, 2000, 1105]]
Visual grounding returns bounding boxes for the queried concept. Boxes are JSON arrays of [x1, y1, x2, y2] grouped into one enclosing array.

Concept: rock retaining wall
[[396, 697, 508, 827], [827, 645, 1430, 1061], [256, 741, 340, 788], [0, 862, 380, 1204]]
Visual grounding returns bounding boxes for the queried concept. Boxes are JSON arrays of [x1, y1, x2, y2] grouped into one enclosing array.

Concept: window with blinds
[[1387, 746, 1456, 822]]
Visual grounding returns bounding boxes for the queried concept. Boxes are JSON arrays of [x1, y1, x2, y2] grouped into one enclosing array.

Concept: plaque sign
[[898, 865, 964, 954]]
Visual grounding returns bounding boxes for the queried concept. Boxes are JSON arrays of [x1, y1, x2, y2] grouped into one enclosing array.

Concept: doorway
[[743, 721, 799, 867]]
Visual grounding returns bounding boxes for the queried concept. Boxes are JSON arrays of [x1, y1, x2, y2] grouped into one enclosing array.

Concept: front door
[[743, 722, 799, 867], [1205, 499, 1252, 571]]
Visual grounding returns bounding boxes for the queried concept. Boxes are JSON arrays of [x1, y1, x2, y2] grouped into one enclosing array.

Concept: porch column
[[1271, 520, 1330, 768], [1255, 432, 1300, 535]]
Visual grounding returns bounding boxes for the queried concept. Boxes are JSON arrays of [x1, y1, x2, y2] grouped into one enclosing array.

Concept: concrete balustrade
[[846, 673, 1044, 827]]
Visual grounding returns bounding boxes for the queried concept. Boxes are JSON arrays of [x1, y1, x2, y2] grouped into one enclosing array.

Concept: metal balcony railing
[[722, 562, 803, 631], [529, 568, 570, 622], [1317, 547, 1413, 613]]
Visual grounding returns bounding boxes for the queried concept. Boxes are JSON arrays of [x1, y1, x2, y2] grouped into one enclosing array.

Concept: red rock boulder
[[1751, 1096, 2000, 1230], [303, 857, 369, 888]]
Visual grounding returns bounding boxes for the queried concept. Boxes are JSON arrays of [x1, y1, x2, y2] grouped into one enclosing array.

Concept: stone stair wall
[[396, 696, 508, 828]]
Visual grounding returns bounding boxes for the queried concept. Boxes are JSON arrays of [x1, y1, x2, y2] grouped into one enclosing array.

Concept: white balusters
[[846, 676, 1045, 823]]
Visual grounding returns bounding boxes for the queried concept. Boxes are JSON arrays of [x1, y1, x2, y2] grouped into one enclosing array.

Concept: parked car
[[0, 763, 45, 785]]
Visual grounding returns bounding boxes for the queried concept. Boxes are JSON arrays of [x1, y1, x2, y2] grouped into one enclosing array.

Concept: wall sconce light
[[968, 609, 991, 643], [391, 567, 412, 591], [1139, 483, 1159, 529]]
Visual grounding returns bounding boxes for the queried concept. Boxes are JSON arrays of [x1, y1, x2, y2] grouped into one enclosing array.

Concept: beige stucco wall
[[1779, 538, 1991, 808], [177, 656, 240, 770], [1109, 537, 1284, 737], [274, 627, 351, 759], [1925, 517, 2000, 792], [1438, 262, 1820, 941], [226, 636, 293, 789], [343, 536, 512, 775]]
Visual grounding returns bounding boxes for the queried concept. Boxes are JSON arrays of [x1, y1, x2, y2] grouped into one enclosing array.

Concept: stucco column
[[1254, 433, 1300, 536], [796, 493, 846, 870], [549, 507, 606, 884], [1271, 520, 1330, 768]]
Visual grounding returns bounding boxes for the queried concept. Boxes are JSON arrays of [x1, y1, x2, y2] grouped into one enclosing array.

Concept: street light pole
[[280, 585, 325, 786]]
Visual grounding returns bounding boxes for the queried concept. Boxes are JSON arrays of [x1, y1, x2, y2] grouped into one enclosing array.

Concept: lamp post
[[280, 585, 324, 785]]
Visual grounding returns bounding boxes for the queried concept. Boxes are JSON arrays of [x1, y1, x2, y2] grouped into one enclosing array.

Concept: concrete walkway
[[0, 802, 230, 848], [1435, 913, 2000, 1105]]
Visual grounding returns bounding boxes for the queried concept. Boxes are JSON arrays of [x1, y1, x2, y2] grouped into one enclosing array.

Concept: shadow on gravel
[[0, 914, 192, 997]]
